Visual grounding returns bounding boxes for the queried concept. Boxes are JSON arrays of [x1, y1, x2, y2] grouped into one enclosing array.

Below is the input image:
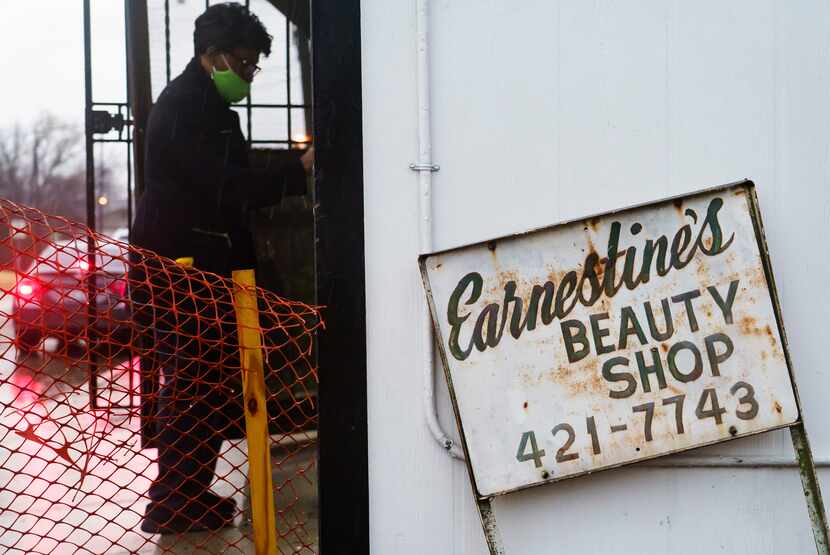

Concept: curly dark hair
[[193, 2, 273, 57]]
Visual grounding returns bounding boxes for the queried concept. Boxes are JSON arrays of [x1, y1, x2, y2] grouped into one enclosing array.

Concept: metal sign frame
[[419, 180, 829, 554]]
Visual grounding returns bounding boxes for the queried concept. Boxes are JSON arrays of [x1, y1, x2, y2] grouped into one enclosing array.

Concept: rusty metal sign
[[420, 181, 801, 498]]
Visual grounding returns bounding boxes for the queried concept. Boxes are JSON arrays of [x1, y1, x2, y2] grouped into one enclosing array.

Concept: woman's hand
[[301, 146, 315, 174]]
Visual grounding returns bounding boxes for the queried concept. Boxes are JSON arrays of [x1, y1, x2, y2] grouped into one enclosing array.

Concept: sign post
[[420, 180, 828, 554]]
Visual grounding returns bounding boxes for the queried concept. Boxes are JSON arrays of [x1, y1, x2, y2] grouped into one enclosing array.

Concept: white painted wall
[[361, 1, 830, 553]]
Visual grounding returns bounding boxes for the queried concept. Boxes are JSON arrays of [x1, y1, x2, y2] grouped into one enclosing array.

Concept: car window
[[30, 241, 128, 275]]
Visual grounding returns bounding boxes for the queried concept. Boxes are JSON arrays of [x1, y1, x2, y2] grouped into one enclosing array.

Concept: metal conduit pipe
[[413, 0, 464, 460], [644, 455, 830, 468]]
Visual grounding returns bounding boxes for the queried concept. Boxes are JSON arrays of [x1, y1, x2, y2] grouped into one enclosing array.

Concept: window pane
[[90, 0, 127, 102], [251, 107, 288, 144], [248, 0, 289, 106]]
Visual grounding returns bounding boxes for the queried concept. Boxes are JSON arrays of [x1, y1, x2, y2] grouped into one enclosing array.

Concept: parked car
[[12, 239, 131, 353], [110, 227, 130, 242]]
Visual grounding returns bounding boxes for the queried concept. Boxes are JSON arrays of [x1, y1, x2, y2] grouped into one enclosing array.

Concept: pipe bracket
[[410, 163, 440, 172]]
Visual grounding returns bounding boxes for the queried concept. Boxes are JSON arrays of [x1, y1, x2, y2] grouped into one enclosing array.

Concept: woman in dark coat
[[129, 2, 313, 534]]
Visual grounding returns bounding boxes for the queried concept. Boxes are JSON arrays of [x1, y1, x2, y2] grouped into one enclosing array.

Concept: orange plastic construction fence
[[0, 199, 323, 554]]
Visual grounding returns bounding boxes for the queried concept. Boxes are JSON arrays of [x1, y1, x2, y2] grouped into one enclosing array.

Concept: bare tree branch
[[0, 113, 116, 223]]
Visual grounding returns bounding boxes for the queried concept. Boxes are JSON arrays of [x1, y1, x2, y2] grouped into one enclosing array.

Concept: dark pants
[[147, 369, 226, 506], [130, 256, 243, 508]]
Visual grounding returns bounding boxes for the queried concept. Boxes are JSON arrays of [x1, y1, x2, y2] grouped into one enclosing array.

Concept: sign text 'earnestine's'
[[446, 197, 737, 400]]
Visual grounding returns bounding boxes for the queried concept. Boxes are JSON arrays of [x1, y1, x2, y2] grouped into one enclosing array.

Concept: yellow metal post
[[232, 269, 278, 555]]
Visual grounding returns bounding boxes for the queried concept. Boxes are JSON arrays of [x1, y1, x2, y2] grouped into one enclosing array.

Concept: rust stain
[[523, 401, 528, 410], [547, 267, 566, 285], [774, 401, 783, 414], [568, 380, 590, 396], [548, 365, 574, 383], [585, 232, 597, 259], [497, 269, 520, 286], [547, 357, 608, 397], [594, 256, 606, 282], [696, 261, 707, 279], [739, 316, 766, 336], [587, 372, 607, 395], [765, 325, 779, 350], [520, 372, 538, 387], [517, 280, 537, 306], [737, 321, 781, 351], [747, 267, 768, 290]]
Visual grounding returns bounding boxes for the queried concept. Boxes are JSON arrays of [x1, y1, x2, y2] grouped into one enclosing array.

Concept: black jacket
[[131, 57, 306, 276]]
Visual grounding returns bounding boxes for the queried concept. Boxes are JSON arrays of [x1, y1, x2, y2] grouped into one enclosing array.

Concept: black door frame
[[121, 0, 370, 549], [312, 1, 370, 553]]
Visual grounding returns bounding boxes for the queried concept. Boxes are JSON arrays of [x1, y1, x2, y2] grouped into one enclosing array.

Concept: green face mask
[[212, 55, 250, 104]]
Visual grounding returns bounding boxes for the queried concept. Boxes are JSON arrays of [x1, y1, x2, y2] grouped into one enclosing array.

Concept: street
[[0, 292, 318, 554]]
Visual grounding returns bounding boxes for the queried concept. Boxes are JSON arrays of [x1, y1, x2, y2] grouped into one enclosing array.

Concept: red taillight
[[17, 278, 38, 299], [109, 279, 127, 298]]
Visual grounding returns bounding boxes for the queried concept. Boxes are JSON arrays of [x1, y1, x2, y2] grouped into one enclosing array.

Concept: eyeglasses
[[228, 52, 262, 78]]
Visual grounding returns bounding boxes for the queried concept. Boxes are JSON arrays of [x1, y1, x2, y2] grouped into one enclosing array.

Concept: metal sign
[[421, 181, 829, 554], [421, 181, 804, 498]]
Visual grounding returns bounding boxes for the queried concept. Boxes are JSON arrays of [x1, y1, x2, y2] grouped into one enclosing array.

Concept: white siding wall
[[362, 1, 830, 553]]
